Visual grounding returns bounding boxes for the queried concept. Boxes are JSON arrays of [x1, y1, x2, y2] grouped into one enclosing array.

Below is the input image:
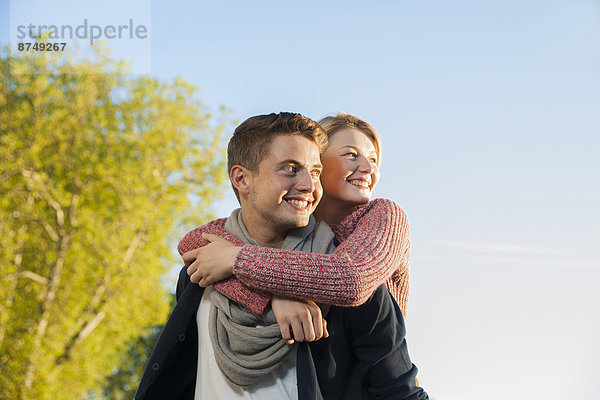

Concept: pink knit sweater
[[177, 198, 411, 317]]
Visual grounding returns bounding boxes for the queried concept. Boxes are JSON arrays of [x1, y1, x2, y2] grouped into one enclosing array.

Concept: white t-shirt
[[194, 287, 298, 400]]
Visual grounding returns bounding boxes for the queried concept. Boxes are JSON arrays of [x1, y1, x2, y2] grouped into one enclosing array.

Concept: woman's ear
[[230, 165, 251, 196]]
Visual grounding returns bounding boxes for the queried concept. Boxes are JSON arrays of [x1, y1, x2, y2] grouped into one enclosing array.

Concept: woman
[[179, 112, 412, 325]]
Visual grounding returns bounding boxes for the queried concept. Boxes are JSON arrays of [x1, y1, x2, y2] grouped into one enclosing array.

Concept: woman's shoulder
[[350, 198, 407, 222], [334, 199, 407, 240], [364, 198, 406, 214]]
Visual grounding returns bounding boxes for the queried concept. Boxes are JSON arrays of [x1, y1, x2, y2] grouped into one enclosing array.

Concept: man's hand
[[271, 296, 329, 345], [183, 233, 241, 286]]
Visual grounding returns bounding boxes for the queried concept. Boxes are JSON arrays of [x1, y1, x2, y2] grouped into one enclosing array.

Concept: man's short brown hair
[[227, 112, 328, 199]]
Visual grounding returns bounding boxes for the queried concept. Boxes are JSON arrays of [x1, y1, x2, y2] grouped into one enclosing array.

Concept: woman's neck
[[314, 195, 358, 226]]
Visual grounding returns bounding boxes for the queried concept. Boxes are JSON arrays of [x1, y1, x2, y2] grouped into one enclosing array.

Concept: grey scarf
[[208, 208, 335, 388]]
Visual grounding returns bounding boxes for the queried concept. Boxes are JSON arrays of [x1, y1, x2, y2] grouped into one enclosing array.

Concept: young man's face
[[245, 134, 323, 234]]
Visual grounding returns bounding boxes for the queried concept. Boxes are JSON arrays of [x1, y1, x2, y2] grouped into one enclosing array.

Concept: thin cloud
[[434, 240, 570, 256], [415, 253, 600, 269], [420, 241, 598, 269]]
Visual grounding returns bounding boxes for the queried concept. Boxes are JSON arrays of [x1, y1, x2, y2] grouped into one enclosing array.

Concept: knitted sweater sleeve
[[233, 198, 411, 315], [177, 219, 272, 315]]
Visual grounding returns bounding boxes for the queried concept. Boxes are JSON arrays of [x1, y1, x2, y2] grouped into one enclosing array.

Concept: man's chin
[[293, 219, 311, 228], [284, 216, 312, 229]]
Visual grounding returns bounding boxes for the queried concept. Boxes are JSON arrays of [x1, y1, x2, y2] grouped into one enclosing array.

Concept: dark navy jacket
[[135, 267, 428, 400]]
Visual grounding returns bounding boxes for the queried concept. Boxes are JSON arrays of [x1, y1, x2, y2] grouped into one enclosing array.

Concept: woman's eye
[[369, 157, 378, 164], [345, 152, 358, 158]]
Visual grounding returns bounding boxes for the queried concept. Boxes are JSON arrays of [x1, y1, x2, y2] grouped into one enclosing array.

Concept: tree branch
[[69, 193, 80, 227], [24, 232, 71, 389], [21, 270, 49, 285], [123, 231, 142, 266], [55, 311, 106, 364], [54, 230, 144, 366], [0, 225, 27, 344], [42, 220, 59, 242], [23, 181, 71, 389]]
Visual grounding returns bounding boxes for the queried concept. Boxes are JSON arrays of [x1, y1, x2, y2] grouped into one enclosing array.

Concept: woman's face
[[320, 128, 380, 206]]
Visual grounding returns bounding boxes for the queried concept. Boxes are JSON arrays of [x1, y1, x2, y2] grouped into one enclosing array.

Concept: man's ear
[[230, 165, 252, 196]]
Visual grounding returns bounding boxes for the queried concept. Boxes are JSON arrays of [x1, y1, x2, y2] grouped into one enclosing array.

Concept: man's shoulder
[[313, 220, 336, 253], [177, 217, 229, 255], [191, 217, 229, 233]]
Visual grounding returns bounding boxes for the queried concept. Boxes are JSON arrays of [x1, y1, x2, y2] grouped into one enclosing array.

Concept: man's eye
[[283, 165, 297, 173], [311, 170, 322, 177]]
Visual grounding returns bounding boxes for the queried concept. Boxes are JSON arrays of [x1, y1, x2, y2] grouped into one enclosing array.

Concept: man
[[135, 112, 427, 400]]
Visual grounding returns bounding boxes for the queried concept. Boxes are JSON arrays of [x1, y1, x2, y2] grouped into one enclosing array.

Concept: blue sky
[[2, 1, 599, 398]]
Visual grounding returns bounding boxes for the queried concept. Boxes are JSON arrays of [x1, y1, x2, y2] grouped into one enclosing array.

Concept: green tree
[[96, 324, 164, 400], [0, 45, 228, 399]]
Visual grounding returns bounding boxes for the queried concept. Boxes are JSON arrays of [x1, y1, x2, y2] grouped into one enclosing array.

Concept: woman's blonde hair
[[318, 112, 381, 164]]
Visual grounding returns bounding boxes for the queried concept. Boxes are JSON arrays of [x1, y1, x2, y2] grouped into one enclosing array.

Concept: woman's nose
[[358, 155, 375, 173]]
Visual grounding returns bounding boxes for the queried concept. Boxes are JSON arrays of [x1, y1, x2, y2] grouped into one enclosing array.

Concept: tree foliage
[[97, 324, 164, 400], [0, 45, 228, 399]]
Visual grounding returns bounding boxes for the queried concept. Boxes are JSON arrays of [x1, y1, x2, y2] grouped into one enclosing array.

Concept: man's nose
[[296, 169, 315, 192]]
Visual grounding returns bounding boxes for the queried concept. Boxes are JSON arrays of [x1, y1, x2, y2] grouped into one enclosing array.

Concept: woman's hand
[[271, 296, 329, 345], [183, 233, 241, 286]]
